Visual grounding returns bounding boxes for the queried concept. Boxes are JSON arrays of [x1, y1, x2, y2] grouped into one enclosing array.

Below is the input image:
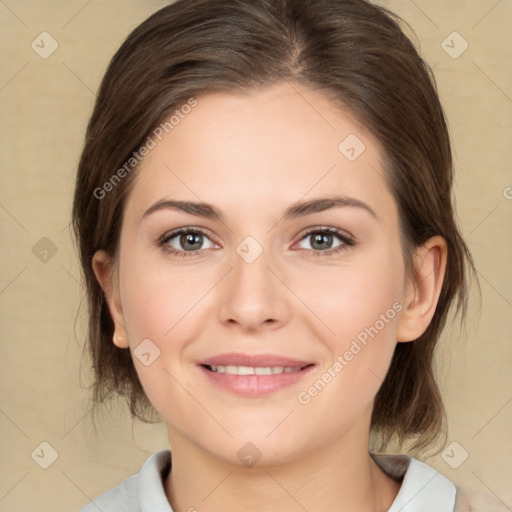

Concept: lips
[[197, 353, 315, 397]]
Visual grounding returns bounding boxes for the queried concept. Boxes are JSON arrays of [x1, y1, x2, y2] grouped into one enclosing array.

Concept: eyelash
[[157, 226, 355, 258]]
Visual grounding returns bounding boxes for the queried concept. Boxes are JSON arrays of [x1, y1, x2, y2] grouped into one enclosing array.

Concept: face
[[97, 81, 417, 465]]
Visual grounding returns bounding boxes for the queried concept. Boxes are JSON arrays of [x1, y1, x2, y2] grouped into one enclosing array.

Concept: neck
[[164, 422, 401, 512]]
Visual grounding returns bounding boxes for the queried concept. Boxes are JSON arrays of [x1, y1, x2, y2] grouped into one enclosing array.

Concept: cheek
[[119, 249, 213, 342], [116, 247, 227, 405], [297, 247, 405, 399], [302, 251, 404, 346]]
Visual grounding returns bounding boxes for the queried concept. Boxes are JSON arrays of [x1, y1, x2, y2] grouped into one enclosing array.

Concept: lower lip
[[198, 365, 315, 397]]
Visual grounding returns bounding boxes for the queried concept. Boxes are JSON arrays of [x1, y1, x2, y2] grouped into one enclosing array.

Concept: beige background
[[0, 0, 511, 510]]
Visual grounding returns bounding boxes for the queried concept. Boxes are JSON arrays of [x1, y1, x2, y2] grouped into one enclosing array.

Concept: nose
[[217, 243, 291, 332]]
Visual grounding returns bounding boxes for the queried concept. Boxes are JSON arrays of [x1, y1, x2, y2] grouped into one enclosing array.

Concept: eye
[[158, 226, 354, 258], [158, 228, 217, 257], [295, 227, 354, 256]]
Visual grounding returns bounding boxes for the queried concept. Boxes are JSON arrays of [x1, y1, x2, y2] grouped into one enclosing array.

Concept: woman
[[72, 0, 499, 510]]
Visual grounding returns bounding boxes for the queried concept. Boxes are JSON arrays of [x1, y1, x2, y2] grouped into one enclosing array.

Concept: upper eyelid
[[160, 227, 218, 245], [296, 226, 353, 240]]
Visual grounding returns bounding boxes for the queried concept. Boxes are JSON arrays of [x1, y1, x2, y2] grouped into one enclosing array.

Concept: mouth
[[203, 364, 312, 375], [197, 353, 315, 397]]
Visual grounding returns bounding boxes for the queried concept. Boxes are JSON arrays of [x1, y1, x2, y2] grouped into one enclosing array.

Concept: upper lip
[[198, 353, 315, 368]]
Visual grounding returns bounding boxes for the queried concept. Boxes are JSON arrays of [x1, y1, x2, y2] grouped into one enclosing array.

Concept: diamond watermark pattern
[[31, 32, 59, 59], [441, 32, 468, 59], [237, 442, 262, 468], [441, 441, 469, 469], [236, 236, 263, 264], [32, 237, 58, 263], [31, 441, 59, 469], [338, 134, 366, 161], [133, 338, 161, 366]]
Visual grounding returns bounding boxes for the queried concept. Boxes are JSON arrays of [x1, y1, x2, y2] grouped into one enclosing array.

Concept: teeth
[[209, 365, 302, 375], [238, 366, 255, 375]]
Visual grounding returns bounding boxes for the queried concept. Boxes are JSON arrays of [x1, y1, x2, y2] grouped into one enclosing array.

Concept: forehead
[[125, 81, 395, 223]]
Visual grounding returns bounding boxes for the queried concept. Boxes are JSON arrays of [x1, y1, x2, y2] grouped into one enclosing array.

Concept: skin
[[93, 81, 447, 512]]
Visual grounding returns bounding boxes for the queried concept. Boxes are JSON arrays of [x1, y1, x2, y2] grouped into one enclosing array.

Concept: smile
[[206, 365, 305, 375], [197, 354, 315, 397]]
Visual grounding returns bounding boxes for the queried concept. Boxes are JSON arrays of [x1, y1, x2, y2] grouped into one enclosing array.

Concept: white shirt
[[78, 449, 500, 511]]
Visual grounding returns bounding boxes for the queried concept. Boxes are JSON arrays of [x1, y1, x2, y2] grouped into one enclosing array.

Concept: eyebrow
[[142, 195, 378, 222]]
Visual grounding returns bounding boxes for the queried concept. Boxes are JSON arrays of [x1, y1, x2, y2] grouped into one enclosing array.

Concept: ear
[[396, 236, 448, 343], [92, 250, 129, 349]]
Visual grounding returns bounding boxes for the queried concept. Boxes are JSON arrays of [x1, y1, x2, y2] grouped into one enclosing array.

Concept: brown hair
[[72, 0, 475, 452]]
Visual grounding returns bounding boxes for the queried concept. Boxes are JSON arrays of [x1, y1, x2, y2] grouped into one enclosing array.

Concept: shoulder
[[372, 453, 508, 512], [373, 453, 456, 512], [78, 450, 173, 512], [79, 473, 138, 512], [453, 485, 510, 512]]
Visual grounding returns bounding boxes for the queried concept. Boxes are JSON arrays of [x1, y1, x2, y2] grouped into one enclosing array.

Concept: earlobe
[[92, 250, 129, 349], [396, 236, 448, 342], [113, 334, 128, 349]]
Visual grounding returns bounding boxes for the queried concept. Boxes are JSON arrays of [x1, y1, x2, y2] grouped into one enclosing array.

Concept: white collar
[[136, 450, 456, 512], [372, 453, 456, 512]]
